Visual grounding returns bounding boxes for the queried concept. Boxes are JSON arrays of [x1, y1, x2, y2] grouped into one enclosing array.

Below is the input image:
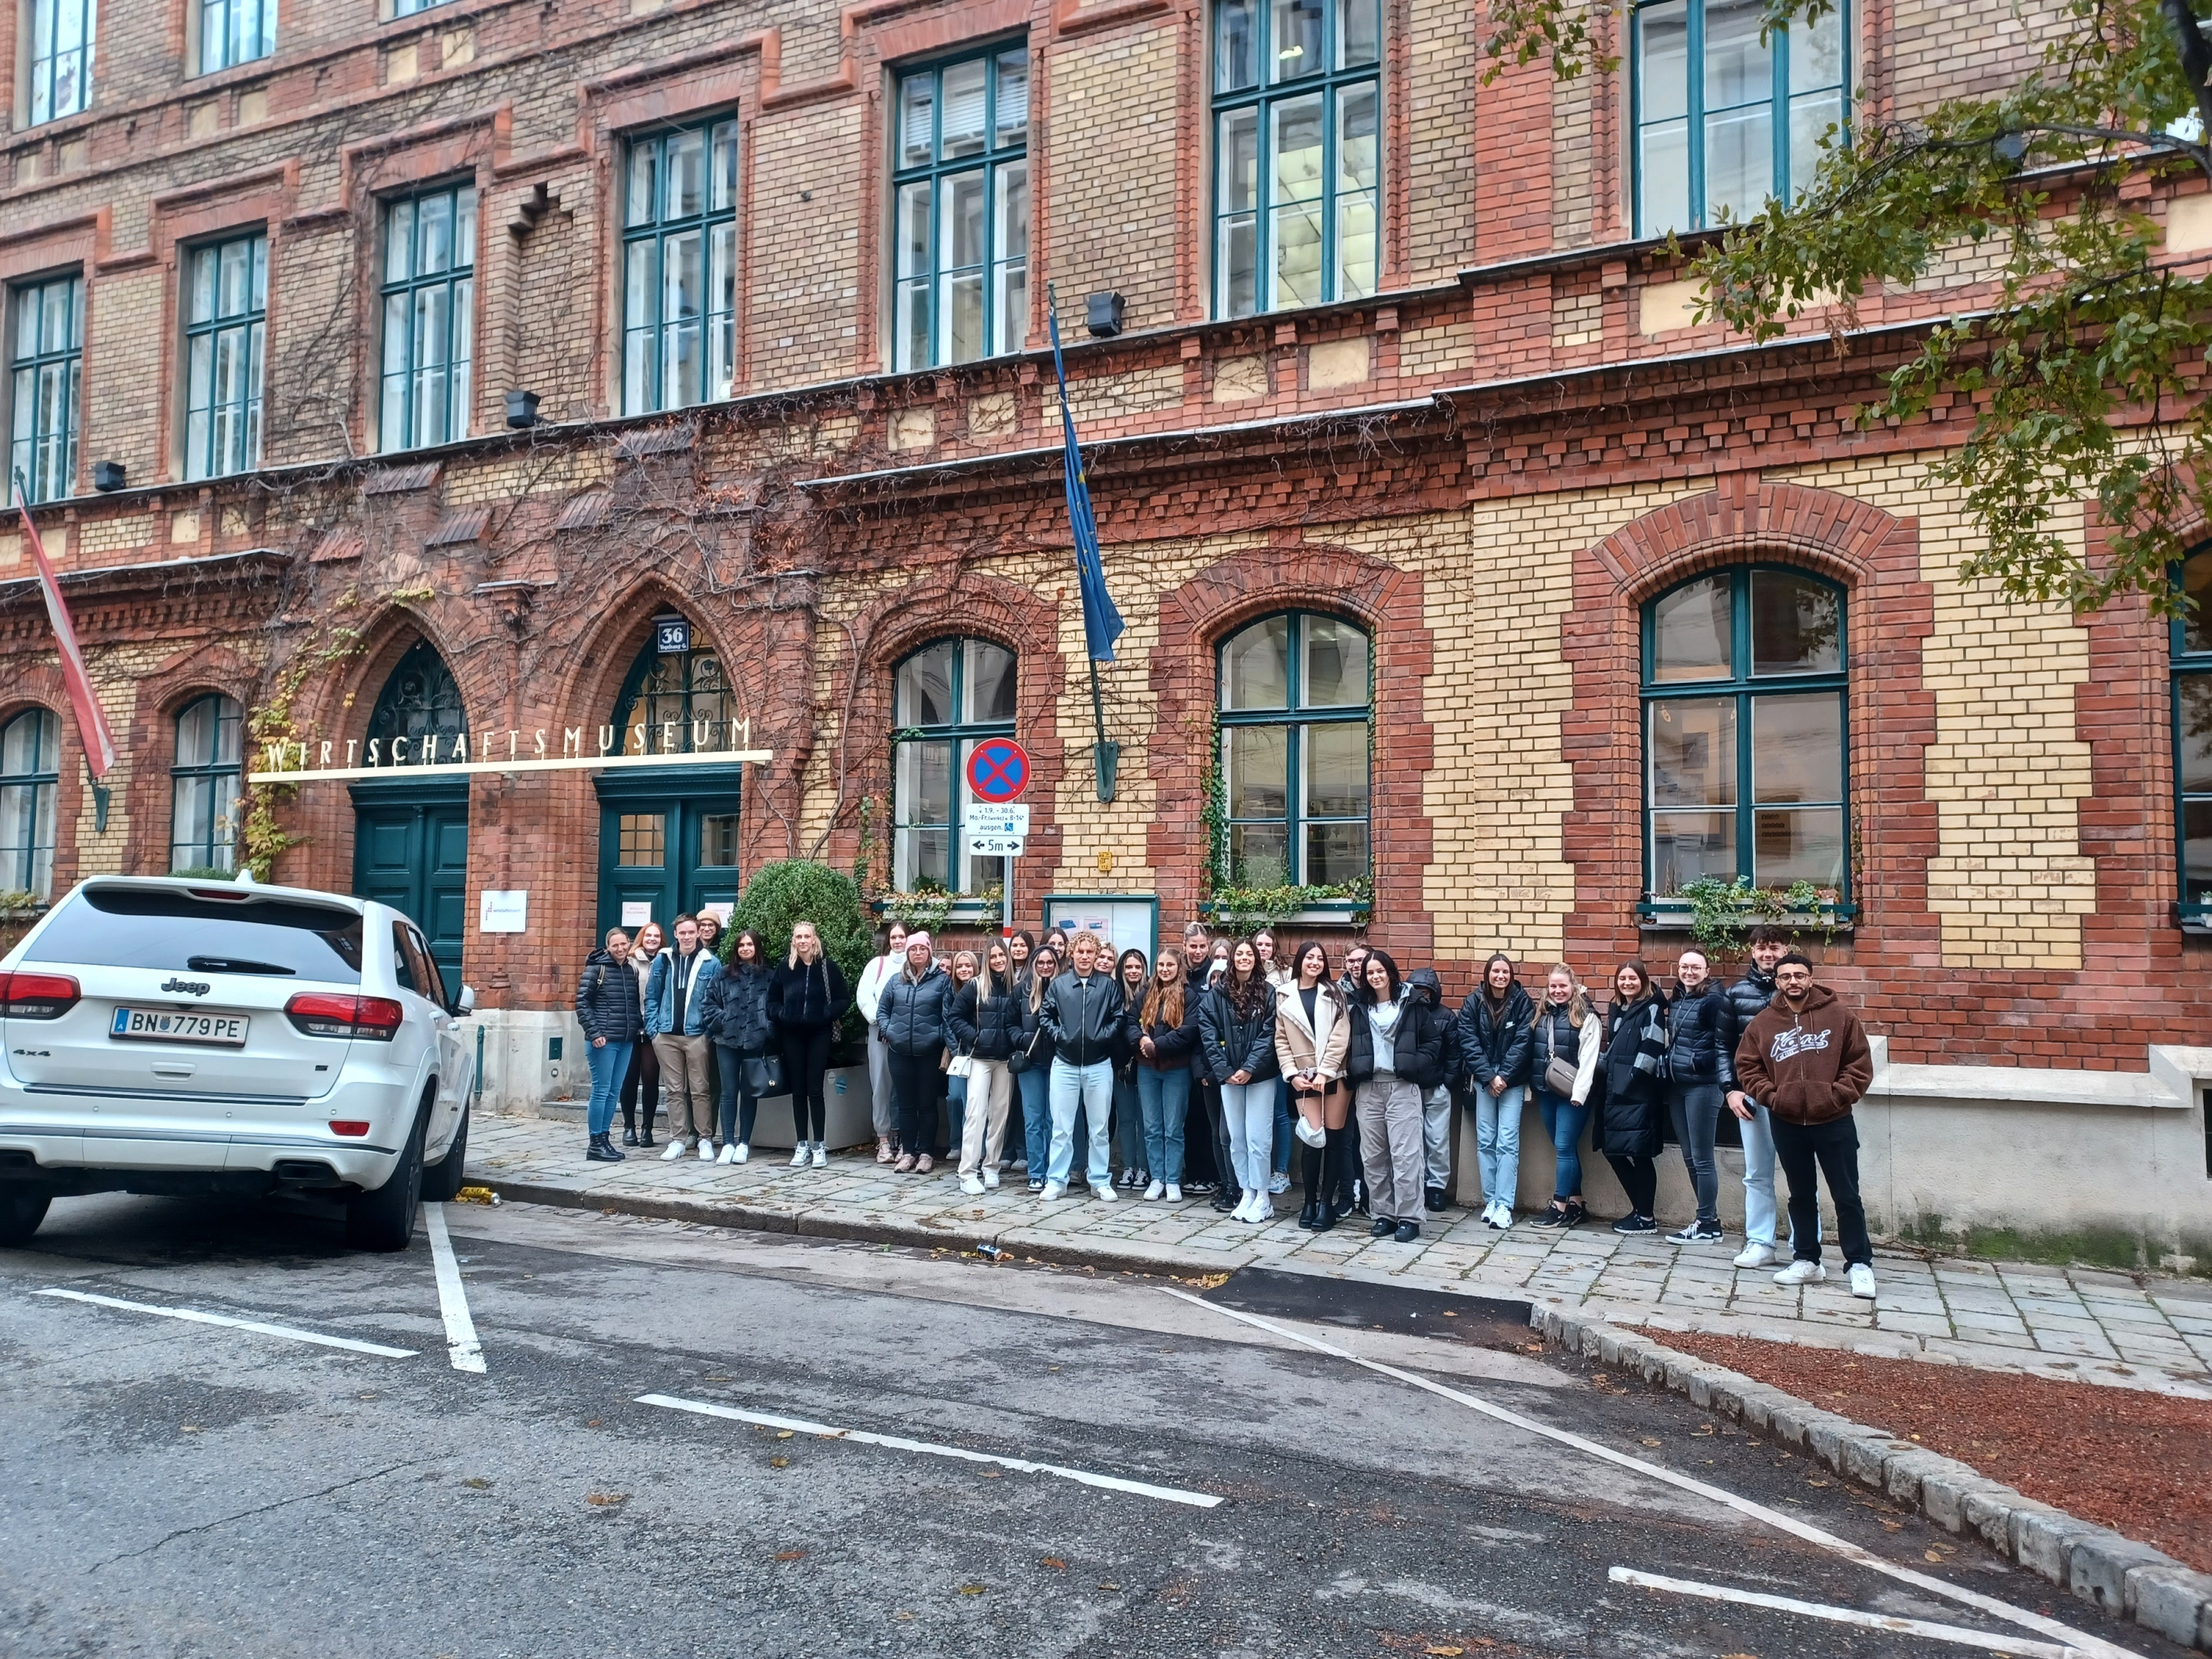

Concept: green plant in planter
[[726, 859, 875, 1058], [0, 888, 41, 915], [1674, 875, 1841, 957], [1209, 878, 1373, 931]]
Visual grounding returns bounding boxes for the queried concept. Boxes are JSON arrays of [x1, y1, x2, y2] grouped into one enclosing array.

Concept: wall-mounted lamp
[[1085, 292, 1125, 339], [505, 389, 541, 429], [91, 460, 126, 491]]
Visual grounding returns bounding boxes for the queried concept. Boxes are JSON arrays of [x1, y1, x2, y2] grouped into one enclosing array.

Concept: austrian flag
[[12, 474, 118, 780]]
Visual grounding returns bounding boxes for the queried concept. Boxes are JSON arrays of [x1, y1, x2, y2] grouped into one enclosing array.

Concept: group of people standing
[[574, 917, 1880, 1291]]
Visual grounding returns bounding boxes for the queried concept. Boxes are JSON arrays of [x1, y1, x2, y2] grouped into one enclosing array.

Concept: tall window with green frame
[[1211, 0, 1379, 319], [198, 0, 272, 73], [1217, 612, 1370, 889], [28, 0, 95, 126], [892, 637, 1017, 894], [621, 119, 738, 416], [182, 232, 265, 482], [169, 694, 241, 873], [2172, 549, 2212, 914], [379, 183, 476, 452], [1632, 0, 1848, 236], [892, 46, 1029, 372], [1643, 566, 1848, 897], [10, 273, 82, 504]]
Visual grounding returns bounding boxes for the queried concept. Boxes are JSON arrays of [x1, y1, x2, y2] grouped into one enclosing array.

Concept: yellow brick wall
[[1046, 22, 1183, 332]]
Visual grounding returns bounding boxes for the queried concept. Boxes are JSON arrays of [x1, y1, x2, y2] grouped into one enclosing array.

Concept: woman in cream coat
[[1274, 941, 1351, 1230]]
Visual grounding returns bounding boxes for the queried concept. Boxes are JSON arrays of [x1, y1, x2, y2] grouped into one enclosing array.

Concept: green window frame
[[198, 0, 272, 73], [1631, 0, 1849, 236], [1216, 611, 1371, 888], [183, 232, 266, 482], [0, 707, 61, 902], [10, 273, 82, 505], [891, 44, 1030, 372], [1210, 0, 1380, 320], [170, 693, 242, 872], [2171, 549, 2212, 919], [28, 0, 95, 126], [1642, 565, 1850, 898], [892, 637, 1017, 894], [379, 182, 476, 453], [621, 118, 739, 416]]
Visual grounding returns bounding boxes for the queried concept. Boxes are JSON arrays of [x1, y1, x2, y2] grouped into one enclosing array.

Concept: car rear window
[[25, 886, 365, 984]]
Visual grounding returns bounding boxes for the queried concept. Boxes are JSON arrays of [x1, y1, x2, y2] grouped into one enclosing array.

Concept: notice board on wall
[[1042, 894, 1159, 964]]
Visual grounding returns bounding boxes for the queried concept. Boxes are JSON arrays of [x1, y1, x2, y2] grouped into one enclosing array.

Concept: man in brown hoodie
[[1731, 952, 1877, 1300]]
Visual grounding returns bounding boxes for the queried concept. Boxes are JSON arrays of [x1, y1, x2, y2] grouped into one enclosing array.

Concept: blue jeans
[[1740, 1100, 1817, 1249], [713, 1043, 758, 1147], [1271, 1076, 1294, 1175], [1474, 1082, 1525, 1210], [1221, 1080, 1273, 1192], [1114, 1076, 1146, 1176], [1136, 1065, 1191, 1184], [1048, 1058, 1115, 1185], [1017, 1063, 1051, 1174], [585, 1039, 632, 1137], [1534, 1087, 1589, 1199], [946, 1071, 968, 1155]]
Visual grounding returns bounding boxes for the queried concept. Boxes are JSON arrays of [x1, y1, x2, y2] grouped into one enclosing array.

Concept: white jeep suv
[[0, 876, 474, 1250]]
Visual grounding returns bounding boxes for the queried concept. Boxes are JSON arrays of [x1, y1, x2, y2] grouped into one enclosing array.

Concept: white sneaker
[[1848, 1263, 1877, 1300], [810, 1143, 827, 1168], [735, 1143, 749, 1164], [1165, 1183, 1183, 1203], [1041, 1181, 1066, 1201], [662, 1139, 687, 1161], [789, 1144, 809, 1168], [699, 1141, 716, 1162], [1733, 1241, 1776, 1269], [1143, 1180, 1164, 1201], [1095, 1182, 1115, 1203], [982, 1169, 1000, 1190], [1248, 1194, 1271, 1225], [1493, 1203, 1512, 1230], [1268, 1172, 1291, 1195], [960, 1174, 985, 1196], [1773, 1259, 1827, 1286], [715, 1143, 737, 1165]]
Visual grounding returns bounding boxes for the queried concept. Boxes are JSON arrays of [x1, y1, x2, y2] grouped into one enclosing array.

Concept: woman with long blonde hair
[[1528, 964, 1602, 1229], [768, 919, 850, 1166]]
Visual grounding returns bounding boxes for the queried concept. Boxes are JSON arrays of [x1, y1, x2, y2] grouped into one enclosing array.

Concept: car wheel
[[0, 1191, 50, 1248], [346, 1096, 428, 1253], [420, 1101, 469, 1203]]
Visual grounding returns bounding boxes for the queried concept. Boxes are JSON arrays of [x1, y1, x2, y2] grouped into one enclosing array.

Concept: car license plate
[[111, 1007, 250, 1047]]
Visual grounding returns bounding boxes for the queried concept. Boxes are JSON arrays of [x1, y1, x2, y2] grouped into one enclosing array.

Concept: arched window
[[170, 694, 243, 872], [1642, 565, 1848, 897], [0, 708, 60, 901], [2173, 549, 2212, 915], [1216, 612, 1370, 888], [612, 629, 736, 756], [892, 637, 1017, 893], [366, 639, 469, 764]]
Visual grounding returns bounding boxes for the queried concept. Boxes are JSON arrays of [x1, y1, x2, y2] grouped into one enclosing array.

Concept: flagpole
[[1045, 285, 1121, 803]]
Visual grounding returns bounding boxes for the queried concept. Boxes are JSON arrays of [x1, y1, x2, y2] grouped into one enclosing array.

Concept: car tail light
[[328, 1121, 371, 1137], [284, 993, 404, 1040], [0, 971, 80, 1020]]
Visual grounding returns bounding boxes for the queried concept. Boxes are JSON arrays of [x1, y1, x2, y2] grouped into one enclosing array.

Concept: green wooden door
[[352, 776, 471, 1001], [595, 766, 742, 937]]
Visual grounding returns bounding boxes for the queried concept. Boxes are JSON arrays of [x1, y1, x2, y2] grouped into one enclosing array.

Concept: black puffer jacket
[[1129, 984, 1204, 1071], [699, 959, 773, 1053], [575, 948, 642, 1044], [1416, 968, 1463, 1092], [1198, 984, 1278, 1085], [877, 965, 953, 1056], [948, 973, 1024, 1061], [1011, 978, 1058, 1073], [1345, 986, 1450, 1089], [1665, 978, 1734, 1087], [1597, 996, 1667, 1159], [1720, 964, 1778, 1075], [768, 955, 850, 1029], [1456, 981, 1537, 1089]]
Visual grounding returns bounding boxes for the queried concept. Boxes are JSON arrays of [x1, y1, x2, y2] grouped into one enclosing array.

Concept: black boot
[[1298, 1145, 1324, 1229], [588, 1133, 624, 1163]]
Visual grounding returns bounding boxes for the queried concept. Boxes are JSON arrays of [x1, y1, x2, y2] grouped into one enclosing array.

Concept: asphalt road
[[0, 1191, 2183, 1659]]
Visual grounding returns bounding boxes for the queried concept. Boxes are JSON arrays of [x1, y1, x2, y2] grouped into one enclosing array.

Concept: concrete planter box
[[744, 1064, 874, 1152]]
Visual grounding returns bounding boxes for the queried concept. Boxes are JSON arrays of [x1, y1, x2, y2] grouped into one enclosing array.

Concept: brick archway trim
[[1589, 474, 1909, 602]]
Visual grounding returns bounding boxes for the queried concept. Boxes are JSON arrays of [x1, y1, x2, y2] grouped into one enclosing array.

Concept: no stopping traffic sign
[[966, 738, 1031, 804]]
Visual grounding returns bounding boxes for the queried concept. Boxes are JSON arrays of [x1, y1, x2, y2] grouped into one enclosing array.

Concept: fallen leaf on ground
[[776, 1430, 795, 1439], [585, 1492, 627, 1507], [1924, 1549, 1944, 1562], [1425, 1647, 1464, 1656], [1640, 1438, 1662, 1447], [959, 1584, 986, 1595], [462, 1478, 491, 1489], [769, 1456, 789, 1468], [1097, 1582, 1120, 1592], [774, 1550, 805, 1562], [1041, 1557, 1067, 1569]]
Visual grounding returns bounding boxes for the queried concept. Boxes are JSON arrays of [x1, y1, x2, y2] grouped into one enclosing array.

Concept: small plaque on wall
[[479, 890, 528, 933]]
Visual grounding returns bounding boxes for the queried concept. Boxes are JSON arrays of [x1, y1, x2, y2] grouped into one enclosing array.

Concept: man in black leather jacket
[[1039, 933, 1134, 1200]]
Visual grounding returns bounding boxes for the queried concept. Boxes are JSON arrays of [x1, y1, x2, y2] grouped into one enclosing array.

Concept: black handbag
[[742, 1053, 786, 1097], [1009, 1022, 1046, 1076]]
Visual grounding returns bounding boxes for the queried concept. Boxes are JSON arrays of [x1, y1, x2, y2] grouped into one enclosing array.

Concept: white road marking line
[[35, 1287, 417, 1358], [1611, 1567, 2073, 1657], [1160, 1287, 2141, 1659], [637, 1392, 1224, 1508], [424, 1203, 485, 1374]]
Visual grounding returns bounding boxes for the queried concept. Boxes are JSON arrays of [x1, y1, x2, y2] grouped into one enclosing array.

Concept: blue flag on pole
[[1047, 294, 1125, 664]]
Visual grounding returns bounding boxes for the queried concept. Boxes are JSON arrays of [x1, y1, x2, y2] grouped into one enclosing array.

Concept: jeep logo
[[160, 977, 212, 997]]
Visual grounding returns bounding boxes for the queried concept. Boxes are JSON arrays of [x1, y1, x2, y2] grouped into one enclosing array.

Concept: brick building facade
[[1, 0, 2206, 1083]]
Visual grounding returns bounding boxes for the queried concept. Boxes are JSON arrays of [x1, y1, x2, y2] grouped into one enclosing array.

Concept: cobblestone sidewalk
[[471, 1114, 2212, 1396]]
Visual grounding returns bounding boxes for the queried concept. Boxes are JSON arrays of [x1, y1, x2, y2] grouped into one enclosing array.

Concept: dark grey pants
[[1668, 1082, 1723, 1226]]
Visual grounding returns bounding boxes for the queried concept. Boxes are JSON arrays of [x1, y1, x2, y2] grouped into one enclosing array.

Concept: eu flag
[[1047, 296, 1125, 664]]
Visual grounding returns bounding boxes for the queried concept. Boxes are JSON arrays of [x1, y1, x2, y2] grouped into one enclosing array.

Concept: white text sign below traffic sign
[[966, 805, 1030, 837], [966, 834, 1027, 857]]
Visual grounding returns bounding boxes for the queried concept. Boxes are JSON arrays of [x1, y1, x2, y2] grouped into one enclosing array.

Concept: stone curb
[[1528, 1305, 2212, 1653]]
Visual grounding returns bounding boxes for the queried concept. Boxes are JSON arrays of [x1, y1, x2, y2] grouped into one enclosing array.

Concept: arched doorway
[[595, 623, 743, 935], [350, 639, 470, 998]]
